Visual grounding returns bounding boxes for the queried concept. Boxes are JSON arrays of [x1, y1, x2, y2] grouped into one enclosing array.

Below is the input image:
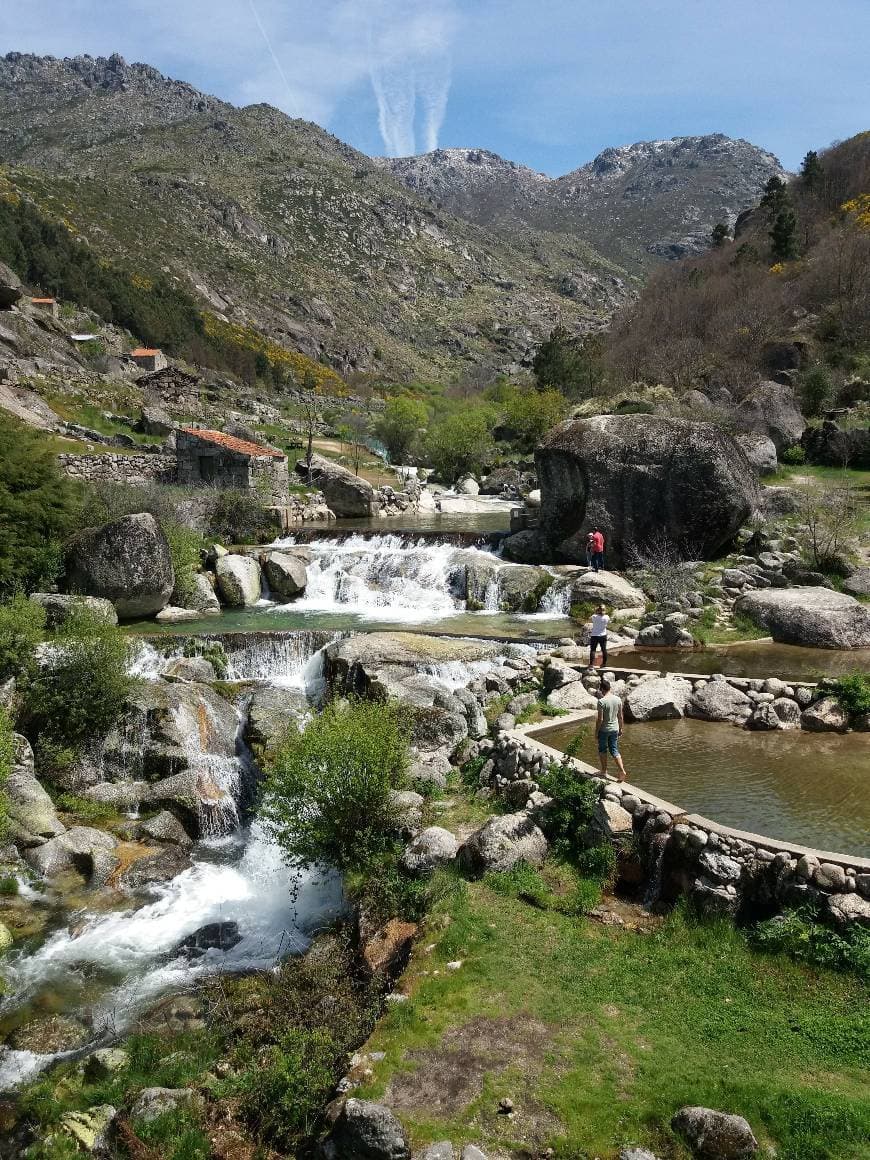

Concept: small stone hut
[[176, 427, 289, 504], [130, 347, 168, 372], [31, 296, 58, 318]]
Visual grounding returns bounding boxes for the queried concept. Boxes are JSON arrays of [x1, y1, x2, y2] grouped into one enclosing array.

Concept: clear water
[[534, 717, 870, 858], [609, 642, 870, 680]]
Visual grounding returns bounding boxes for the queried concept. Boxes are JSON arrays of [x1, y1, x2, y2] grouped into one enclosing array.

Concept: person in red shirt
[[590, 529, 605, 573]]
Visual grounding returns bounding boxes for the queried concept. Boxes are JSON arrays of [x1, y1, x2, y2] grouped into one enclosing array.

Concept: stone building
[[31, 296, 58, 318], [176, 427, 289, 503], [130, 347, 168, 372], [136, 364, 201, 407]]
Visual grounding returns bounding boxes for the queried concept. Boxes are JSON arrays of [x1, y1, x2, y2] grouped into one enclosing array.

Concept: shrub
[[374, 396, 429, 463], [781, 443, 806, 465], [21, 609, 134, 754], [0, 594, 45, 681], [499, 385, 568, 451], [205, 488, 274, 544], [423, 407, 495, 484], [0, 411, 80, 597], [164, 522, 204, 605], [536, 760, 599, 861], [800, 365, 835, 417], [753, 908, 870, 979], [263, 698, 410, 874], [830, 673, 870, 716]]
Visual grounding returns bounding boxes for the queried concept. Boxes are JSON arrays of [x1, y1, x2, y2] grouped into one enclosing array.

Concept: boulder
[[734, 380, 805, 453], [459, 813, 548, 878], [163, 655, 216, 681], [618, 1149, 660, 1160], [401, 827, 459, 875], [23, 825, 117, 879], [547, 682, 599, 711], [64, 513, 174, 619], [625, 676, 692, 722], [533, 416, 758, 566], [494, 564, 552, 613], [592, 799, 633, 839], [138, 405, 174, 436], [389, 790, 424, 835], [10, 1014, 90, 1053], [803, 420, 870, 470], [551, 568, 646, 611], [263, 550, 307, 600], [29, 592, 118, 629], [735, 433, 778, 476], [298, 452, 376, 517], [671, 1106, 758, 1160], [155, 606, 202, 624], [84, 1049, 130, 1081], [138, 810, 193, 847], [361, 919, 418, 976], [244, 684, 307, 753], [843, 566, 870, 598], [321, 1098, 410, 1160], [801, 696, 849, 733], [735, 587, 870, 649], [131, 1087, 205, 1124], [6, 735, 66, 846], [182, 573, 222, 617], [827, 892, 870, 927], [0, 260, 22, 309], [59, 1105, 117, 1152], [688, 681, 751, 723], [176, 920, 242, 957], [215, 553, 262, 607], [457, 476, 480, 495]]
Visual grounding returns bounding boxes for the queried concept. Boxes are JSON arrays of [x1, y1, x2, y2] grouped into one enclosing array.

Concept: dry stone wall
[[57, 453, 177, 485]]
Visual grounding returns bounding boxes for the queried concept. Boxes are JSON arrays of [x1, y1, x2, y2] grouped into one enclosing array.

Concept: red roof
[[31, 297, 56, 304], [181, 427, 284, 459], [131, 347, 161, 357]]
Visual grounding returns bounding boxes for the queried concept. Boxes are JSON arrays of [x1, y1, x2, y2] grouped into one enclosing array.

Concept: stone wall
[[485, 724, 870, 929], [57, 453, 178, 486]]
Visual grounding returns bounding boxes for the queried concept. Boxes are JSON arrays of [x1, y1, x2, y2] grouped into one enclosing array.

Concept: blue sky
[[2, 0, 868, 173]]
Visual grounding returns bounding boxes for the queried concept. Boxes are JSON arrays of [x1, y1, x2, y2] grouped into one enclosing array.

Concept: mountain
[[0, 52, 627, 382], [377, 135, 786, 273]]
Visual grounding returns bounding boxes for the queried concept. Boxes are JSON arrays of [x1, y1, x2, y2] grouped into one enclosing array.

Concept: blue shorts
[[597, 729, 620, 757]]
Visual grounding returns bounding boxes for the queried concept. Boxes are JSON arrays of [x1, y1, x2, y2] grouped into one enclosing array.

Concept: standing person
[[588, 603, 609, 668], [596, 677, 628, 782], [591, 528, 605, 573], [585, 531, 596, 569]]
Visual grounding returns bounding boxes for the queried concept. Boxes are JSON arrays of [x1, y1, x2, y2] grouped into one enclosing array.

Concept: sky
[[2, 0, 868, 174]]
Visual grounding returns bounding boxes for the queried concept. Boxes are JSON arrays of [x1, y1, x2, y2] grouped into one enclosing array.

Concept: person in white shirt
[[588, 603, 610, 667]]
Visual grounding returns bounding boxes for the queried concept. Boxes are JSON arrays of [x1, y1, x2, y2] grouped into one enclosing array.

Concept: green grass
[[356, 885, 870, 1160], [692, 607, 771, 646]]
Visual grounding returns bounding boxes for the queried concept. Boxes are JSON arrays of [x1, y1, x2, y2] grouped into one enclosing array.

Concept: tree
[[799, 364, 834, 417], [760, 175, 790, 217], [0, 412, 80, 597], [795, 479, 862, 571], [770, 207, 799, 261], [423, 407, 495, 483], [711, 222, 730, 248], [532, 324, 600, 397], [374, 397, 428, 464], [298, 369, 322, 470], [801, 150, 823, 191], [500, 385, 568, 451], [263, 699, 410, 874]]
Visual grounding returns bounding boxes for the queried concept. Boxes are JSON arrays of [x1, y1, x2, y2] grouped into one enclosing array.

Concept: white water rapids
[[0, 639, 343, 1091]]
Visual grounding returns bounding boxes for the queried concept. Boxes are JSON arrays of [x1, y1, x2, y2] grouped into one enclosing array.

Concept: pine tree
[[760, 175, 789, 217], [770, 208, 799, 261], [800, 150, 823, 190]]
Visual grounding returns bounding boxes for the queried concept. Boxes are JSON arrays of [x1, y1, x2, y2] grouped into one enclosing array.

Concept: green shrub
[[374, 396, 429, 463], [830, 673, 870, 716], [21, 610, 133, 754], [753, 908, 870, 978], [800, 365, 835, 417], [263, 698, 410, 874], [134, 1110, 211, 1160], [183, 639, 228, 680], [0, 594, 45, 681], [781, 443, 806, 465], [205, 488, 274, 544], [53, 792, 118, 823], [574, 842, 617, 888], [536, 761, 599, 861], [0, 412, 80, 598], [422, 407, 496, 484], [164, 522, 204, 606]]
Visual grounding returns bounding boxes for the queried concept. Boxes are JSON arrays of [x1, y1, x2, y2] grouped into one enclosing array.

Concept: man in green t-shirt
[[595, 678, 628, 782]]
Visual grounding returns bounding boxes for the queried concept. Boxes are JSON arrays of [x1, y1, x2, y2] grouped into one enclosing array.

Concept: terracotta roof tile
[[31, 297, 56, 304], [181, 427, 285, 459], [131, 347, 161, 356]]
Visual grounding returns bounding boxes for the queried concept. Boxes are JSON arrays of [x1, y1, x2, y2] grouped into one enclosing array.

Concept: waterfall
[[222, 632, 341, 688], [272, 534, 501, 621], [538, 579, 571, 616]]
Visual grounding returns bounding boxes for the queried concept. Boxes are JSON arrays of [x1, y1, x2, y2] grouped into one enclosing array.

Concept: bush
[[164, 522, 203, 605], [263, 698, 410, 874], [499, 385, 568, 451], [0, 412, 80, 597], [374, 397, 429, 463], [21, 609, 134, 755], [830, 673, 870, 716], [536, 761, 599, 861], [423, 407, 495, 484], [781, 444, 806, 465], [205, 488, 274, 544], [0, 594, 45, 681], [753, 908, 870, 978], [800, 365, 835, 417]]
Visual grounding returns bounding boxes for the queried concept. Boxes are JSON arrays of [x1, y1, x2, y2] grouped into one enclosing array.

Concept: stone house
[[130, 347, 168, 372], [176, 427, 289, 503], [31, 296, 58, 318], [136, 365, 201, 407]]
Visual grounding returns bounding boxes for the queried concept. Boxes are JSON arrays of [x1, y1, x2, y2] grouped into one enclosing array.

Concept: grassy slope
[[357, 880, 870, 1160]]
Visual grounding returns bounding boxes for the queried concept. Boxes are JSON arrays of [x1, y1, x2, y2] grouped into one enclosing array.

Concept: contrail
[[245, 0, 295, 109]]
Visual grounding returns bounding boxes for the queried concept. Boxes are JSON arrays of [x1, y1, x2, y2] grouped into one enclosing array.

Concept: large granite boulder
[[526, 416, 758, 567], [297, 452, 376, 517], [734, 380, 805, 453], [6, 735, 66, 847], [64, 513, 174, 619], [459, 812, 548, 877], [802, 420, 870, 470], [735, 587, 870, 649], [671, 1106, 758, 1159], [687, 680, 752, 723], [625, 676, 692, 722], [23, 825, 117, 878], [321, 1098, 410, 1160], [262, 550, 307, 600], [550, 567, 646, 612], [215, 554, 262, 607]]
